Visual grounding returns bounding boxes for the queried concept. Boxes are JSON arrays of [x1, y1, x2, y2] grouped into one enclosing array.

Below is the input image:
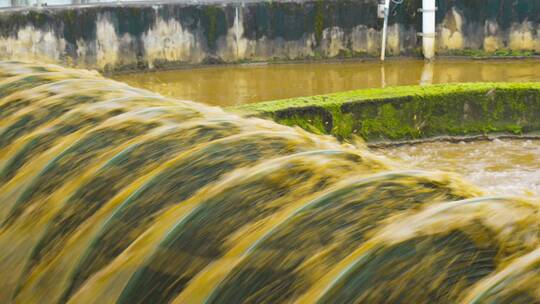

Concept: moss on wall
[[314, 0, 324, 45], [0, 0, 538, 70], [442, 49, 540, 58], [231, 83, 540, 142]]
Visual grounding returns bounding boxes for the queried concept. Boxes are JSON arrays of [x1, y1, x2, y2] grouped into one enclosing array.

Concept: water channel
[[113, 58, 540, 197], [113, 58, 540, 106], [1, 59, 540, 303]]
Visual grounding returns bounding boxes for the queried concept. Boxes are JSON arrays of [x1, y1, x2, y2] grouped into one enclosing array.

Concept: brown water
[[378, 139, 540, 197], [112, 59, 540, 106], [2, 61, 540, 304]]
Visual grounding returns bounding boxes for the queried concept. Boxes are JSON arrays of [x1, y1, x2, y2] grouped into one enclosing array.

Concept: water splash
[[378, 139, 540, 196], [0, 61, 538, 303]]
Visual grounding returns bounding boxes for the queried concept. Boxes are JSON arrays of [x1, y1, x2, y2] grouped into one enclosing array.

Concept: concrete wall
[[0, 0, 538, 72], [437, 0, 540, 54]]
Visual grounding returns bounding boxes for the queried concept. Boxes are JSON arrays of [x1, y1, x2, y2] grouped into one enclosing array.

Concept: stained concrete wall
[[0, 0, 538, 72], [437, 0, 540, 54]]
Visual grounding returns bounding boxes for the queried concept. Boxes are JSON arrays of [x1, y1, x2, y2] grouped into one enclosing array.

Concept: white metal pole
[[380, 0, 390, 61], [235, 6, 240, 59], [421, 0, 436, 60]]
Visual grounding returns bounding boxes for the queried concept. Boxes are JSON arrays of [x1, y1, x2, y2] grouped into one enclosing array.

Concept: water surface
[[379, 139, 540, 197], [3, 61, 540, 304], [112, 58, 540, 106]]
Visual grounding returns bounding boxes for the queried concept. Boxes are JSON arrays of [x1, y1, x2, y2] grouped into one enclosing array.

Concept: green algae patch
[[230, 83, 540, 141], [441, 49, 540, 58]]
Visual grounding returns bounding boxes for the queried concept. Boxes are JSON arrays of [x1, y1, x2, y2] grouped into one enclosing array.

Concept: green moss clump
[[442, 49, 540, 58], [230, 83, 540, 142]]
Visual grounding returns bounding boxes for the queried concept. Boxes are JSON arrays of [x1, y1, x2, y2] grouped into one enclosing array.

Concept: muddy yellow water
[[379, 139, 540, 197], [2, 61, 540, 304], [112, 59, 540, 106]]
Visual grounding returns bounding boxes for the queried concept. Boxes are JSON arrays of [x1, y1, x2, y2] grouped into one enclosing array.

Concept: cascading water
[[0, 61, 539, 304]]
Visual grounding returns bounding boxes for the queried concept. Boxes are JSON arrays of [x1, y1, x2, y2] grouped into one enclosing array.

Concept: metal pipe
[[235, 5, 240, 59], [380, 0, 390, 61], [421, 0, 436, 60]]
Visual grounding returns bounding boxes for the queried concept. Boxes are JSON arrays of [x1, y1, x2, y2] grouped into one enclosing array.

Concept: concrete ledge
[[230, 83, 540, 142]]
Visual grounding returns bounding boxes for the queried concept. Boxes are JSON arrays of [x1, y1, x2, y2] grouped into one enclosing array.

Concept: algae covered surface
[[231, 82, 540, 141]]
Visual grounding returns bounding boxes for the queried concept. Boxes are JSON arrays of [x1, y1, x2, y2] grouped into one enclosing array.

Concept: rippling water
[[1, 61, 540, 304], [378, 139, 540, 197]]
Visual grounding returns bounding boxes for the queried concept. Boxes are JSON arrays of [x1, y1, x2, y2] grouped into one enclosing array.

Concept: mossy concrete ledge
[[230, 83, 540, 142]]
